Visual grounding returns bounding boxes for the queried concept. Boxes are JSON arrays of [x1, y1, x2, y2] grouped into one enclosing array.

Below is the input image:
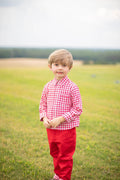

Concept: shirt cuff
[[40, 112, 46, 121], [62, 113, 72, 123]]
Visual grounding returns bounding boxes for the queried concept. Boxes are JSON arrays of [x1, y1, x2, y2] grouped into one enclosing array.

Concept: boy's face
[[49, 61, 70, 80]]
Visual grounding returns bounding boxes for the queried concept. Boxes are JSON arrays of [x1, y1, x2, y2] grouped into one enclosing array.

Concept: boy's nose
[[58, 65, 63, 69]]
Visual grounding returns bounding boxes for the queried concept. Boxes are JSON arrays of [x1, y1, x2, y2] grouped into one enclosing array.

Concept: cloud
[[98, 8, 120, 21], [0, 0, 120, 48]]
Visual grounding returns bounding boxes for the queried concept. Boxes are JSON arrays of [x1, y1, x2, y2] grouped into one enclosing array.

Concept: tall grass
[[0, 64, 120, 180]]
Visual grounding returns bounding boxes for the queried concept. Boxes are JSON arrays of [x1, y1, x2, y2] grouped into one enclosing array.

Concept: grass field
[[0, 59, 120, 180]]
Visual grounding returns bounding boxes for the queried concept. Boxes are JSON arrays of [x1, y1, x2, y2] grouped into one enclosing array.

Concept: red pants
[[47, 128, 76, 180]]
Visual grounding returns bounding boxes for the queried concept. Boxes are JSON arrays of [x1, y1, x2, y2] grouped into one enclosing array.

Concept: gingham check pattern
[[39, 76, 82, 130]]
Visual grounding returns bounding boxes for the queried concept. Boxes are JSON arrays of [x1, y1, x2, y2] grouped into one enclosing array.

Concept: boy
[[39, 49, 82, 180]]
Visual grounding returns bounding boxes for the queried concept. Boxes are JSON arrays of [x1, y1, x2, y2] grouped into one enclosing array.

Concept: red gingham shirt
[[39, 76, 82, 130]]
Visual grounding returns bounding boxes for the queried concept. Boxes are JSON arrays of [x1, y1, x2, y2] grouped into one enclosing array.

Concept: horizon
[[0, 46, 120, 50]]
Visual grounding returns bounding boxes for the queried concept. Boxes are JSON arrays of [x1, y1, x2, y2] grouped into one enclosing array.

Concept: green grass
[[0, 65, 120, 180]]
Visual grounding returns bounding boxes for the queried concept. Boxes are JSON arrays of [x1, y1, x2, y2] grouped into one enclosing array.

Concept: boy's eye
[[63, 64, 67, 67], [55, 63, 58, 66]]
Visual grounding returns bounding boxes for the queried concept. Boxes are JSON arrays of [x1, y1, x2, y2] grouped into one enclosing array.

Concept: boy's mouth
[[57, 72, 63, 74]]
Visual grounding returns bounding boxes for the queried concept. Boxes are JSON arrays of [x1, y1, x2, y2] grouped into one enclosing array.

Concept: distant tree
[[0, 48, 120, 64]]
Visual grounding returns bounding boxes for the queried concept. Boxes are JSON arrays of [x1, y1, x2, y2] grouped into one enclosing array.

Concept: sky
[[0, 0, 120, 49]]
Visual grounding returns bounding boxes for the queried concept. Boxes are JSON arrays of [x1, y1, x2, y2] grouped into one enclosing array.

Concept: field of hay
[[0, 58, 120, 180], [0, 58, 48, 68], [0, 58, 83, 68]]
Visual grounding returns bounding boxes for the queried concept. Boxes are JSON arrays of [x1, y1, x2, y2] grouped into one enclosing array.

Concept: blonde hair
[[48, 49, 73, 69]]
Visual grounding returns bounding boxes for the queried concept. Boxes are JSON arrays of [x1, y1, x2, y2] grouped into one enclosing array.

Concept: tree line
[[0, 47, 120, 64]]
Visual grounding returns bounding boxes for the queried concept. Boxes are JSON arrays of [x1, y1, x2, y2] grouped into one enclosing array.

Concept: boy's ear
[[48, 64, 51, 70], [69, 66, 72, 71]]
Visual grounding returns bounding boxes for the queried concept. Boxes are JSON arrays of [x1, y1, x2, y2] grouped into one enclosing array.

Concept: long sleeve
[[39, 84, 48, 121], [62, 85, 82, 123]]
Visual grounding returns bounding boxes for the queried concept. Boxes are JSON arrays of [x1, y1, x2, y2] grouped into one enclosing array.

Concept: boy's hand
[[50, 116, 65, 128], [43, 117, 51, 128]]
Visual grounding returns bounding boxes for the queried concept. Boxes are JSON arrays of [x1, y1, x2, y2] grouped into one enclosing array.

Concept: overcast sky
[[0, 0, 120, 49]]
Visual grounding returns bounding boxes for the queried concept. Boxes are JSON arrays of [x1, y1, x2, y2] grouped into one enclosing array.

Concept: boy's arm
[[39, 84, 48, 121], [62, 85, 82, 123]]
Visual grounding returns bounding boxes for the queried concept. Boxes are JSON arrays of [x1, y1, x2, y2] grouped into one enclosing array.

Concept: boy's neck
[[55, 76, 67, 81]]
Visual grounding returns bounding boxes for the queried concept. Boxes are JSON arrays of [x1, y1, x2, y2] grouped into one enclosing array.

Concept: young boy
[[39, 49, 82, 180]]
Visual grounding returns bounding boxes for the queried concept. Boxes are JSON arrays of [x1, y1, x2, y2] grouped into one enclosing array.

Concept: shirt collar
[[52, 76, 69, 86]]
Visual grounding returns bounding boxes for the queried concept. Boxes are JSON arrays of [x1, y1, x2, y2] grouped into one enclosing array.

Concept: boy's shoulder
[[44, 80, 53, 88], [67, 78, 78, 88], [62, 78, 80, 93]]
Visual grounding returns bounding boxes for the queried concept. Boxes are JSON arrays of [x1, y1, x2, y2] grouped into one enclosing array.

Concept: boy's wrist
[[59, 116, 65, 123]]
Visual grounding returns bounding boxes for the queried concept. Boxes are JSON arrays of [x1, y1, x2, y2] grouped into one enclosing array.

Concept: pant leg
[[47, 128, 76, 180], [58, 128, 76, 180], [50, 142, 60, 175], [47, 129, 60, 176]]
